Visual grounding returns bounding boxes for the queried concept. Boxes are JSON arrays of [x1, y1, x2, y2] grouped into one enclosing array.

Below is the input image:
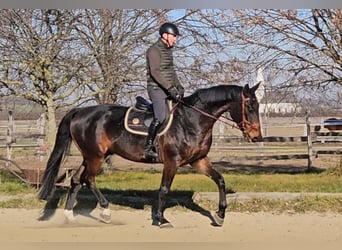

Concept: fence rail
[[212, 113, 342, 170], [0, 112, 45, 165], [0, 111, 341, 172]]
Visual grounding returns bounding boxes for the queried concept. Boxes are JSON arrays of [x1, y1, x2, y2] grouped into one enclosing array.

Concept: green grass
[[2, 169, 342, 194], [227, 196, 342, 213], [223, 173, 342, 193], [0, 182, 31, 194], [1, 167, 342, 211], [0, 170, 34, 194], [94, 171, 342, 193]]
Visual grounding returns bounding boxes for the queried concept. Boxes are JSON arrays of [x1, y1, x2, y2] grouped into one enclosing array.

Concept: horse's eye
[[245, 101, 252, 112]]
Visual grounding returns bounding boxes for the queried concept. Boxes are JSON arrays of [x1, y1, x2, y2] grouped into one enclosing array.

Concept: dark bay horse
[[39, 83, 262, 227]]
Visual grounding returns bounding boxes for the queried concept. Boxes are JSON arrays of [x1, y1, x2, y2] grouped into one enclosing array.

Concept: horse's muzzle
[[243, 122, 262, 143], [243, 130, 263, 143]]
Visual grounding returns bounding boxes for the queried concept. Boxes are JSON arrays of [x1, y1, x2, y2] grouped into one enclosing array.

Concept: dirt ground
[[1, 145, 342, 249], [0, 208, 341, 250]]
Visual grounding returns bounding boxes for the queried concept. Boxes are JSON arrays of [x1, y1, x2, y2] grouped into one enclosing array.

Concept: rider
[[144, 22, 184, 159]]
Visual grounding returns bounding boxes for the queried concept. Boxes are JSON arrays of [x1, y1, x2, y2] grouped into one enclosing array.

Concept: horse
[[38, 82, 262, 227]]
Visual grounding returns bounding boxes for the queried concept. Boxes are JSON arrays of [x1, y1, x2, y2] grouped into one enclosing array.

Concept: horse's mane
[[186, 84, 242, 105]]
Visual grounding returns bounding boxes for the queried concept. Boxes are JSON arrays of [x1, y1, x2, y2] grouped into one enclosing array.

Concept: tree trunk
[[44, 98, 57, 154]]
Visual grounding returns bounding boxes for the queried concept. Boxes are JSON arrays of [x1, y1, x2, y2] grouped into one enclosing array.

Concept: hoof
[[153, 216, 173, 228], [159, 221, 173, 229], [64, 209, 77, 223], [212, 211, 224, 226], [99, 208, 111, 224]]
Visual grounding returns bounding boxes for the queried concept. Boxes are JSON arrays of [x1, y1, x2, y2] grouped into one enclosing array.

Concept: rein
[[171, 91, 261, 133], [172, 93, 250, 131]]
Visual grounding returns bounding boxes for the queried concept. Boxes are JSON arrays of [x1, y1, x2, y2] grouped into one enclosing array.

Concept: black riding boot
[[144, 119, 161, 159]]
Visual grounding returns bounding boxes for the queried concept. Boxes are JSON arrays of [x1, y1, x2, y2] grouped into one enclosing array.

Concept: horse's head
[[230, 83, 263, 142]]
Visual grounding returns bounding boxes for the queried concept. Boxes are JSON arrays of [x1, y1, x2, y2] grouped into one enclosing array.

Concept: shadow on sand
[[38, 160, 325, 225], [38, 188, 223, 226]]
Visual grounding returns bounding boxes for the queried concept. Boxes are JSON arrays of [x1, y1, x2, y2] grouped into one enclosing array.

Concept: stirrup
[[144, 146, 158, 159]]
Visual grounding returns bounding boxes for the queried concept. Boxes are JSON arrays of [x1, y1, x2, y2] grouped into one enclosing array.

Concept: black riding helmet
[[159, 22, 180, 36]]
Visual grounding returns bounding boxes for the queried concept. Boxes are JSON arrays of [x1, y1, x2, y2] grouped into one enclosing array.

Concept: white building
[[254, 68, 302, 115], [259, 102, 302, 114]]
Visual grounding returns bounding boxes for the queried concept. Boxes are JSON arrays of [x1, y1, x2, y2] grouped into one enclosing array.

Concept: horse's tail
[[38, 108, 78, 200]]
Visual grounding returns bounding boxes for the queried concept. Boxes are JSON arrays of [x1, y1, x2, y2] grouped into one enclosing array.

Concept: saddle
[[124, 96, 173, 136]]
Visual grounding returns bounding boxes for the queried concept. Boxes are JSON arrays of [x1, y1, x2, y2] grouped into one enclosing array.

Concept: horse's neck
[[196, 87, 239, 117], [181, 101, 230, 134], [198, 100, 232, 119], [183, 85, 241, 123]]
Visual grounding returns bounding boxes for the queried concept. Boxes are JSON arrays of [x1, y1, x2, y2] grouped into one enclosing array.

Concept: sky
[[1, 1, 342, 9]]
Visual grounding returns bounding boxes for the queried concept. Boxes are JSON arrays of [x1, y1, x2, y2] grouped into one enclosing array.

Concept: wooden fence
[[212, 114, 342, 170], [0, 111, 45, 165], [0, 111, 341, 173]]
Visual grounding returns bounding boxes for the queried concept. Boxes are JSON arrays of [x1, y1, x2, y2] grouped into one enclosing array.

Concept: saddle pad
[[124, 101, 173, 136]]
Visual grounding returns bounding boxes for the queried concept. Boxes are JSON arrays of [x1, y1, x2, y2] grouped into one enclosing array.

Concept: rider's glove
[[177, 85, 185, 98], [168, 86, 181, 101]]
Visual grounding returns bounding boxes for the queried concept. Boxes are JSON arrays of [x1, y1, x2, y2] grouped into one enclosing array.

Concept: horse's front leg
[[191, 156, 227, 226], [154, 164, 177, 228]]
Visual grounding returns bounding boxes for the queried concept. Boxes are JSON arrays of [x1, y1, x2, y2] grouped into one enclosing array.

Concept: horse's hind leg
[[64, 165, 85, 222], [85, 158, 111, 223], [89, 180, 111, 223], [191, 157, 227, 226]]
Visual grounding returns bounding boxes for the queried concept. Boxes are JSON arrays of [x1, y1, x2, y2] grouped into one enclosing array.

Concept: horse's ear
[[242, 84, 251, 97], [251, 81, 261, 93], [243, 82, 261, 97]]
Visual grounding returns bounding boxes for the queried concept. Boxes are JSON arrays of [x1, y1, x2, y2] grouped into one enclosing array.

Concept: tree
[[176, 9, 253, 89], [194, 9, 342, 108], [0, 10, 93, 147], [73, 9, 201, 105], [1, 9, 340, 150], [72, 9, 161, 104]]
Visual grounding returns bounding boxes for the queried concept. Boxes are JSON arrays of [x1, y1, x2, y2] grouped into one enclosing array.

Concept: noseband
[[239, 93, 260, 134]]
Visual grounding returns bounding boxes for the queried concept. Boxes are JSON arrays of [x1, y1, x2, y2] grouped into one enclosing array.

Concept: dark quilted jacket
[[146, 38, 180, 90]]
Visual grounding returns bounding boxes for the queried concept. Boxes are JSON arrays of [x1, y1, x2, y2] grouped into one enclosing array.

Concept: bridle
[[240, 93, 252, 131], [239, 93, 262, 140], [173, 92, 259, 133]]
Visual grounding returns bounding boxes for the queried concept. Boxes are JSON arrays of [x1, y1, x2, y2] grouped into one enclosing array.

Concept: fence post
[[306, 110, 313, 170], [6, 111, 13, 167], [37, 113, 46, 161]]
